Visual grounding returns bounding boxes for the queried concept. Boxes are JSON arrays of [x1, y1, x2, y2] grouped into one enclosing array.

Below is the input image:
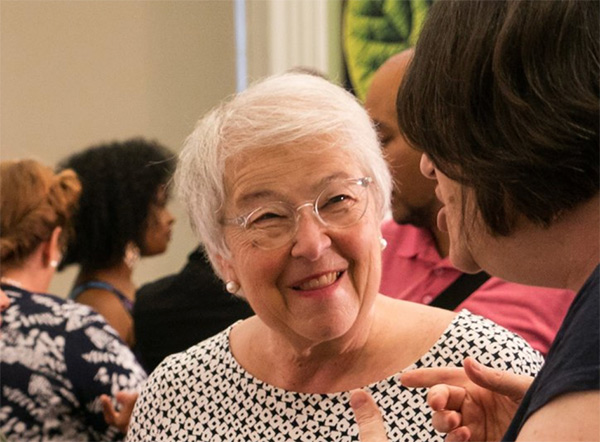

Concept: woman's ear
[[42, 227, 63, 268], [214, 252, 237, 283]]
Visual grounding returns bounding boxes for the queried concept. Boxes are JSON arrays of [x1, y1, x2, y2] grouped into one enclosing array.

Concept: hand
[[400, 357, 533, 442], [100, 391, 139, 435], [350, 389, 390, 442]]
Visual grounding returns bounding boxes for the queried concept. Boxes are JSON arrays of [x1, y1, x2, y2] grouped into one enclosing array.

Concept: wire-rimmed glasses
[[224, 177, 373, 250]]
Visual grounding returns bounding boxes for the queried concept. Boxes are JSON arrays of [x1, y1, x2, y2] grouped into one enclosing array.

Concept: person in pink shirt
[[364, 48, 575, 355]]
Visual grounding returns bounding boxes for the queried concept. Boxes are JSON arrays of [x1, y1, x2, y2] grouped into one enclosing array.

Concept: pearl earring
[[124, 242, 140, 269], [380, 237, 388, 250], [226, 281, 240, 294], [50, 260, 59, 268]]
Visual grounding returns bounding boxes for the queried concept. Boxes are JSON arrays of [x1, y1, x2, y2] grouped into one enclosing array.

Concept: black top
[[502, 265, 599, 441], [133, 248, 254, 372]]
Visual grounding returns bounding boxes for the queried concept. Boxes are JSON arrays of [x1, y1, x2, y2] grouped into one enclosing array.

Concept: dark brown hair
[[397, 0, 599, 235]]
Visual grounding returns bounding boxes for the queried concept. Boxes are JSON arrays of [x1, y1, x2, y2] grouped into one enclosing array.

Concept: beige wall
[[1, 0, 237, 296]]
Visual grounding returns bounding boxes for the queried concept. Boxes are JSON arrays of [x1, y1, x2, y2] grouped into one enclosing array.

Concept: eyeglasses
[[224, 177, 372, 250]]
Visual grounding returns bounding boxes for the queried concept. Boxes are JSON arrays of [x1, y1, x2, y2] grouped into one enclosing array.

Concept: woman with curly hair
[[0, 159, 146, 440], [58, 138, 176, 349]]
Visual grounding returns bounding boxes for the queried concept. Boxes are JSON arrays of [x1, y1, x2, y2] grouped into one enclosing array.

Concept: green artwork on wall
[[343, 0, 432, 101]]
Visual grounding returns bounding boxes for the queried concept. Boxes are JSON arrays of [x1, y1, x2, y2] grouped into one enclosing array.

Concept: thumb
[[463, 357, 533, 402], [350, 389, 390, 442]]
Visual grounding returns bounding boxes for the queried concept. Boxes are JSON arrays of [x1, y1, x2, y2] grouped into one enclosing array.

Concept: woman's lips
[[292, 271, 343, 291]]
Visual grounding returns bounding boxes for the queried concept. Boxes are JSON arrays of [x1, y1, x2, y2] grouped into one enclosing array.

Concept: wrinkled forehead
[[223, 141, 367, 207]]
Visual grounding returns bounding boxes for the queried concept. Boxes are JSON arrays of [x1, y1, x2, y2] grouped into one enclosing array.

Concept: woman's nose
[[290, 210, 331, 261], [420, 153, 437, 180]]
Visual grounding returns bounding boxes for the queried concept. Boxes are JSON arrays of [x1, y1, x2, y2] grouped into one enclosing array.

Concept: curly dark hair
[[397, 0, 599, 236], [58, 138, 176, 271]]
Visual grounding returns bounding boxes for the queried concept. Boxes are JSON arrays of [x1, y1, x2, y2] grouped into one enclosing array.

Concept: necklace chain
[[0, 277, 24, 289]]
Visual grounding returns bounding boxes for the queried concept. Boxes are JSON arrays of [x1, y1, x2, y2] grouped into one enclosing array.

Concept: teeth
[[297, 272, 340, 290]]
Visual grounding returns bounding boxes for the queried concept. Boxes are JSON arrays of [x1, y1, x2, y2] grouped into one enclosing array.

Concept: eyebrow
[[235, 172, 354, 206]]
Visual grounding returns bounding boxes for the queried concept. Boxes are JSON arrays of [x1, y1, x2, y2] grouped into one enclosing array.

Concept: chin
[[449, 250, 482, 274], [142, 244, 169, 257]]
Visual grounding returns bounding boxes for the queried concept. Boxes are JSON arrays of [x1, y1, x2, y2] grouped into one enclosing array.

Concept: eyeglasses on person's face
[[224, 177, 373, 250]]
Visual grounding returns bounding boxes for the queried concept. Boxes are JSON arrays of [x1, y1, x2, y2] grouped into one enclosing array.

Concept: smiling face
[[365, 51, 440, 228], [218, 143, 383, 348], [140, 186, 175, 257]]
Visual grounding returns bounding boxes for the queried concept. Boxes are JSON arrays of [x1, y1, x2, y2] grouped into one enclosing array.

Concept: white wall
[[246, 0, 342, 83], [1, 0, 237, 296], [0, 0, 342, 298]]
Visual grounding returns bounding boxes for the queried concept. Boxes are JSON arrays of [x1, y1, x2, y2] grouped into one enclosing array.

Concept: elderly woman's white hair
[[176, 72, 391, 277]]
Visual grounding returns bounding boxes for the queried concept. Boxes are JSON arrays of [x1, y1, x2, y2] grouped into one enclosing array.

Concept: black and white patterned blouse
[[0, 285, 147, 441], [128, 310, 543, 442]]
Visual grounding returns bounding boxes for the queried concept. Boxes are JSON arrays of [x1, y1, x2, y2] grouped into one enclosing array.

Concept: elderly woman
[[127, 73, 543, 442], [0, 159, 146, 441]]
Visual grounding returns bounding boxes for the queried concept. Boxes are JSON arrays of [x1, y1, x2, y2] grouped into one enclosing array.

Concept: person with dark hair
[[365, 48, 575, 356], [58, 138, 176, 349], [351, 1, 598, 441], [0, 159, 146, 441], [134, 246, 254, 372]]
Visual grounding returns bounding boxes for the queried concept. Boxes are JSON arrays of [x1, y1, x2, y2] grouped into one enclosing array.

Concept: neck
[[234, 296, 409, 393], [234, 310, 376, 393], [76, 261, 136, 300], [482, 195, 599, 292], [2, 266, 53, 294]]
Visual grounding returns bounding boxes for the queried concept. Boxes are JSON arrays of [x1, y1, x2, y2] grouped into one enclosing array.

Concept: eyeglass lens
[[244, 179, 369, 249]]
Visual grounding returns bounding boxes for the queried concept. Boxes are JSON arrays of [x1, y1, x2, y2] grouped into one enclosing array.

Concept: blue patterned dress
[[0, 284, 147, 441]]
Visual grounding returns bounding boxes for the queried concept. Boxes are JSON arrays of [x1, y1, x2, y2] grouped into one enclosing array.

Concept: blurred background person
[[57, 138, 176, 350], [127, 72, 543, 442], [0, 159, 146, 441], [134, 245, 254, 372], [364, 48, 575, 355]]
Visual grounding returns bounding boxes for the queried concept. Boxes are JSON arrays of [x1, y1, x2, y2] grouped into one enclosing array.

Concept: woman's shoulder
[[151, 325, 234, 375], [4, 285, 109, 324], [434, 309, 544, 375]]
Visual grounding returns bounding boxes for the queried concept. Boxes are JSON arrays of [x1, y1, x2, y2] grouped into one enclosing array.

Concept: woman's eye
[[321, 194, 354, 209], [255, 212, 282, 222], [249, 211, 289, 227]]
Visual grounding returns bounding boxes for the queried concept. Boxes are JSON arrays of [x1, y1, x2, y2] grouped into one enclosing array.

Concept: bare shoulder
[[517, 390, 600, 441], [376, 294, 457, 335], [76, 288, 125, 313], [374, 295, 458, 364]]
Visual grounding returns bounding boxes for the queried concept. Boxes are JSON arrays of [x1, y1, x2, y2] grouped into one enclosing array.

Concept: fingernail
[[349, 390, 366, 408], [470, 358, 482, 372]]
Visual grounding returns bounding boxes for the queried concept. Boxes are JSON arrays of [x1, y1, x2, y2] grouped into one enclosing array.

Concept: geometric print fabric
[[128, 310, 544, 442]]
